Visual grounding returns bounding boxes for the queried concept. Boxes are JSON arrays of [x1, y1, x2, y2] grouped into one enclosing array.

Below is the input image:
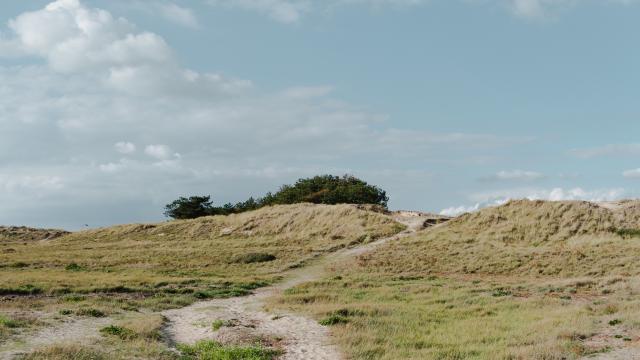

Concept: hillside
[[276, 200, 640, 359], [361, 199, 640, 277], [0, 204, 403, 297], [0, 226, 69, 243]]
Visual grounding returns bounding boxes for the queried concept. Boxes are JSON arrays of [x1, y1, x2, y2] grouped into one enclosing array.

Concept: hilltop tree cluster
[[164, 175, 389, 220]]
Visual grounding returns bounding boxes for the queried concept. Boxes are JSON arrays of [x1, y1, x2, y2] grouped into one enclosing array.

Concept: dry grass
[[0, 204, 402, 358], [0, 204, 400, 296], [361, 200, 640, 277], [22, 344, 108, 360], [0, 226, 69, 243], [273, 200, 640, 359]]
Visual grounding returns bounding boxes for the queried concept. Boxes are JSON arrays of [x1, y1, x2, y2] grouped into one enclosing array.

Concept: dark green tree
[[266, 175, 388, 207], [164, 175, 388, 219], [163, 196, 214, 219]]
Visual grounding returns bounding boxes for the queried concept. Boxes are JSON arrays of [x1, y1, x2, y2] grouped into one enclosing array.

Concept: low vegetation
[[0, 203, 402, 358], [177, 340, 281, 360], [274, 199, 640, 359]]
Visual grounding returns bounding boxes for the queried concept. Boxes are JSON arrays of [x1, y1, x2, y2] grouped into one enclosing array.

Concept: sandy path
[[162, 212, 430, 360]]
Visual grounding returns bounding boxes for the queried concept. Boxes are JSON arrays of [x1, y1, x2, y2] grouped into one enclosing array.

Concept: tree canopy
[[164, 175, 388, 220]]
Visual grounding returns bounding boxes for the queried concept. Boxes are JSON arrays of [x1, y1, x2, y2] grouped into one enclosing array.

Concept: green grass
[[100, 325, 137, 340], [75, 308, 106, 317], [614, 228, 640, 238], [178, 340, 280, 360]]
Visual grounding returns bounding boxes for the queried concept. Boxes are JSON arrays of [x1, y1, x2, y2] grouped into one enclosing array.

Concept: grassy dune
[[0, 204, 401, 299], [0, 204, 402, 358], [274, 200, 640, 359]]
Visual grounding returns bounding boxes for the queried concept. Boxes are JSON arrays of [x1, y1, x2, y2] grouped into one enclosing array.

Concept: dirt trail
[[162, 211, 432, 360]]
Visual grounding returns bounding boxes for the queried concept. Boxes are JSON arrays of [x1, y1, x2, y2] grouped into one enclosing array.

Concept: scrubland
[[0, 204, 401, 359], [273, 200, 640, 359]]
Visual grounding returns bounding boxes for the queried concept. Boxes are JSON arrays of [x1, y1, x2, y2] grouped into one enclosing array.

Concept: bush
[[233, 253, 277, 264], [614, 228, 640, 238], [65, 263, 84, 272], [100, 325, 137, 340], [319, 314, 350, 326], [164, 174, 388, 219], [76, 308, 105, 317], [164, 196, 215, 220], [0, 315, 21, 328]]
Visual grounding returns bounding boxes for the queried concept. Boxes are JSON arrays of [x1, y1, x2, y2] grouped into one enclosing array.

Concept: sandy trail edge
[[161, 212, 428, 360]]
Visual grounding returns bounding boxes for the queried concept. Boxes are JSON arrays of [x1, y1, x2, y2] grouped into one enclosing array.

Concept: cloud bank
[[0, 0, 520, 229]]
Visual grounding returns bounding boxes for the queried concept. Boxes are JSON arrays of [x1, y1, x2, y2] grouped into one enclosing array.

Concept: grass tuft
[[233, 253, 277, 264], [178, 340, 280, 360], [100, 325, 137, 340]]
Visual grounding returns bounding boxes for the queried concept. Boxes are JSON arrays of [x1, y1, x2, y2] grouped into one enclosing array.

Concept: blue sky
[[1, 0, 640, 229]]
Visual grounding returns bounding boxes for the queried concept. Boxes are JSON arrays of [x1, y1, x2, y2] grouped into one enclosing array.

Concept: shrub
[[0, 315, 21, 328], [233, 253, 277, 264], [319, 314, 350, 326], [100, 325, 137, 340], [609, 319, 622, 326], [65, 263, 84, 272], [76, 308, 105, 317], [614, 228, 640, 238]]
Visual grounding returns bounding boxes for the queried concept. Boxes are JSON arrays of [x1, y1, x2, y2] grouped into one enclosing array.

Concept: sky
[[1, 0, 640, 229]]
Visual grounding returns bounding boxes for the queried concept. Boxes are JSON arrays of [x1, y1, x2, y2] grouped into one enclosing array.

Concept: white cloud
[[114, 141, 136, 154], [441, 186, 627, 216], [623, 168, 640, 179], [157, 3, 199, 28], [0, 1, 525, 228], [480, 170, 544, 182], [0, 174, 64, 192], [144, 144, 174, 160]]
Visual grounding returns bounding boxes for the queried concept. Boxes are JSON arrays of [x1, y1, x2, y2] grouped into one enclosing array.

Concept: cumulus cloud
[[0, 0, 248, 97], [0, 0, 525, 228], [144, 144, 175, 160], [157, 2, 200, 28], [441, 186, 627, 216], [114, 142, 136, 154]]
